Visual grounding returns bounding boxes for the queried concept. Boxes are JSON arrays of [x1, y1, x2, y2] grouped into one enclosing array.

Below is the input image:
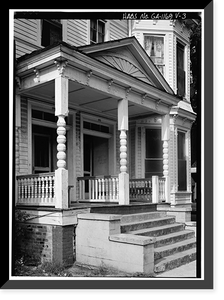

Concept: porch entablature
[[16, 41, 180, 116]]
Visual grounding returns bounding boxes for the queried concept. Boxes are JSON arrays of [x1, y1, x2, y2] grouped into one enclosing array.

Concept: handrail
[[77, 175, 118, 180], [16, 172, 55, 179]]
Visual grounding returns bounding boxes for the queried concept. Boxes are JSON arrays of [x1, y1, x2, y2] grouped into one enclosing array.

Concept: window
[[41, 19, 62, 47], [177, 42, 185, 97], [90, 20, 105, 44], [178, 131, 187, 191], [144, 35, 165, 75], [32, 125, 57, 174], [145, 128, 163, 178], [32, 109, 57, 122], [83, 121, 109, 133]]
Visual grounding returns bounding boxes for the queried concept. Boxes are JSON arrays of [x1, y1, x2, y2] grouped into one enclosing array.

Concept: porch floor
[[16, 200, 161, 213]]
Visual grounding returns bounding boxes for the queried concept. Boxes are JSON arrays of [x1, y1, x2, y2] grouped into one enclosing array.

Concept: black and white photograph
[[5, 4, 214, 290]]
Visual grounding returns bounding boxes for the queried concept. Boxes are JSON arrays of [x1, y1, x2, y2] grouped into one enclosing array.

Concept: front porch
[[15, 38, 183, 209]]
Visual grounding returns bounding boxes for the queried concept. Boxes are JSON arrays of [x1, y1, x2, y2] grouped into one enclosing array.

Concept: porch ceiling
[[23, 79, 154, 119]]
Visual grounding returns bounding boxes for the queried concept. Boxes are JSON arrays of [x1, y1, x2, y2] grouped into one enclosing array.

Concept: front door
[[84, 135, 109, 177]]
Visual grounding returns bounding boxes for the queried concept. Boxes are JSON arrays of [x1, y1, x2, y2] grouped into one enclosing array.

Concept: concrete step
[[129, 223, 185, 237], [121, 216, 176, 233], [154, 247, 197, 273], [120, 211, 167, 224], [154, 230, 195, 248], [154, 237, 196, 260]]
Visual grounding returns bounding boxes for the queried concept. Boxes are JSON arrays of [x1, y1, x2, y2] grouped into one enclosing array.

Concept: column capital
[[125, 87, 132, 99], [54, 59, 68, 76]]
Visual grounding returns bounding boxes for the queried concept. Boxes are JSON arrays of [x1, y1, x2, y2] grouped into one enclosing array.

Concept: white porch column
[[161, 114, 170, 203], [54, 76, 69, 209], [118, 98, 129, 205]]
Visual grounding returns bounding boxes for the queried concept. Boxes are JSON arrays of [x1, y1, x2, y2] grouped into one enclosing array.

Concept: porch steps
[[120, 211, 196, 274]]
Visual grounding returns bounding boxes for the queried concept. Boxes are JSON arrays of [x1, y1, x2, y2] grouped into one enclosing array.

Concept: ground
[[14, 260, 155, 278]]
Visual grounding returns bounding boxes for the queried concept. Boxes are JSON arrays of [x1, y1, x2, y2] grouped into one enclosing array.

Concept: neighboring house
[[13, 17, 197, 268]]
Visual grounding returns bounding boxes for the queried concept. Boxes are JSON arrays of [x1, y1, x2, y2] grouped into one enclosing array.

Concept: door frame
[[81, 113, 116, 176], [138, 124, 162, 179], [83, 134, 110, 177], [32, 132, 52, 174]]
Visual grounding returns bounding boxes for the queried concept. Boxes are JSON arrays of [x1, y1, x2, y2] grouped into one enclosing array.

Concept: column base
[[118, 173, 129, 205], [55, 168, 68, 209]]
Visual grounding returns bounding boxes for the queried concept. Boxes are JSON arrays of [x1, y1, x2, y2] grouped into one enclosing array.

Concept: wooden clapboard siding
[[136, 126, 143, 178], [15, 39, 39, 59], [110, 20, 128, 40], [67, 19, 88, 46], [14, 18, 129, 58], [14, 19, 39, 45], [130, 126, 136, 178], [19, 98, 29, 175], [14, 19, 40, 58]]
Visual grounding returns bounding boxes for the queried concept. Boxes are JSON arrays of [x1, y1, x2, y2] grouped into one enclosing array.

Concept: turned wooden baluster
[[49, 176, 52, 199]]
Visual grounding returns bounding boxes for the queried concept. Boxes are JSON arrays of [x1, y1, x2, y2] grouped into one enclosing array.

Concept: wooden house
[[13, 16, 197, 272]]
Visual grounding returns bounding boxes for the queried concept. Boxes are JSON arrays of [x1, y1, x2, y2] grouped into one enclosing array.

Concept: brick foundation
[[17, 222, 74, 266], [52, 225, 74, 265]]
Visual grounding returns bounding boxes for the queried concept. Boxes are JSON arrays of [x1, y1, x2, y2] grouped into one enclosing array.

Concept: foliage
[[15, 261, 73, 277], [14, 210, 30, 257], [14, 210, 30, 240], [189, 20, 201, 114], [37, 262, 73, 277], [13, 210, 41, 274]]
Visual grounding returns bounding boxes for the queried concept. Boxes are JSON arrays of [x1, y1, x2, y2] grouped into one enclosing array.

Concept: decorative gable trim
[[93, 53, 154, 85], [78, 37, 174, 94]]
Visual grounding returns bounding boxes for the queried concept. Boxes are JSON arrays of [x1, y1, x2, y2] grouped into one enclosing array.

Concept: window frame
[[176, 40, 186, 98], [144, 127, 163, 178], [177, 129, 187, 191], [143, 34, 165, 75], [90, 19, 106, 44], [41, 19, 62, 47]]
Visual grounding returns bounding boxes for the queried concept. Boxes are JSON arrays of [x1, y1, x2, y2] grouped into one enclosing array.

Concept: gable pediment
[[90, 47, 155, 86], [78, 37, 174, 95]]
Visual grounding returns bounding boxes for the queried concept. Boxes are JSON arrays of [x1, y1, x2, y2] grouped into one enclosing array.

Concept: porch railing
[[77, 176, 119, 202], [77, 176, 166, 203], [129, 178, 152, 201], [16, 172, 55, 206], [16, 173, 167, 206]]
